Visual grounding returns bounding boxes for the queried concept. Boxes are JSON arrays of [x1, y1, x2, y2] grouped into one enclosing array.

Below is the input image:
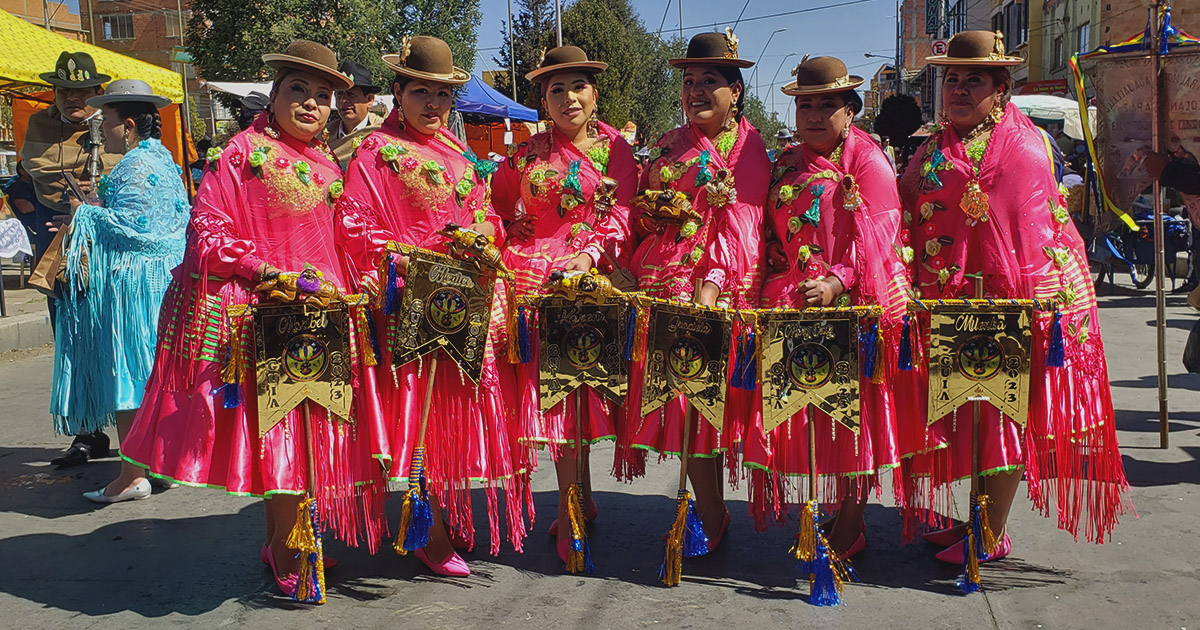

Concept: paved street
[[0, 283, 1197, 629]]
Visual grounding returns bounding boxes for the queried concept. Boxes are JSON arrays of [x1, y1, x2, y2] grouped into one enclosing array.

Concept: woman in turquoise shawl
[[51, 80, 189, 503]]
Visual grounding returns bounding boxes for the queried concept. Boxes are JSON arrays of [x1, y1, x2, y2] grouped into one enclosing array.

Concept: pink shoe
[[835, 532, 867, 560], [415, 547, 470, 577], [935, 533, 1011, 564], [547, 502, 599, 537], [264, 545, 299, 597], [556, 535, 571, 564], [922, 527, 964, 547]]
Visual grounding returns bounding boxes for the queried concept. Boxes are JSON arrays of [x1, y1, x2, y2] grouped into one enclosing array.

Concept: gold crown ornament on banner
[[534, 270, 631, 411], [640, 300, 733, 430], [758, 308, 873, 434], [925, 301, 1033, 426]]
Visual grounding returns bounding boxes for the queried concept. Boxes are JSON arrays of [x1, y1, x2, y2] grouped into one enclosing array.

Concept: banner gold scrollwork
[[927, 304, 1032, 426], [538, 297, 629, 411], [394, 249, 496, 384], [254, 304, 354, 436], [759, 311, 860, 434], [640, 302, 732, 431]]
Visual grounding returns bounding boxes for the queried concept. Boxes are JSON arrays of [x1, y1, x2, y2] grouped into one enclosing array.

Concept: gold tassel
[[790, 500, 818, 563], [977, 493, 999, 555], [222, 315, 243, 386], [355, 307, 377, 367], [631, 296, 648, 363], [565, 482, 588, 574], [392, 486, 416, 556], [965, 522, 981, 586], [661, 490, 690, 586], [870, 324, 884, 385], [505, 278, 520, 364], [286, 497, 326, 604]]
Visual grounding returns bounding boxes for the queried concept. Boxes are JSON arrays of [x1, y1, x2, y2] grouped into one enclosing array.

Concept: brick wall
[[1101, 0, 1200, 46]]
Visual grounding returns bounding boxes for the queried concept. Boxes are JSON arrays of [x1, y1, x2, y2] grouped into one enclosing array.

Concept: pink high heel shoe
[[415, 547, 470, 577], [835, 532, 867, 560], [264, 545, 299, 597], [935, 533, 1011, 564], [704, 510, 732, 553]]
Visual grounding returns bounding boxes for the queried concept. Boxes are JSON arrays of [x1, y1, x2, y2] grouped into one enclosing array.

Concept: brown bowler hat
[[262, 40, 353, 90], [382, 35, 470, 85], [926, 30, 1022, 66], [525, 46, 608, 82], [781, 56, 864, 96], [669, 28, 754, 69]]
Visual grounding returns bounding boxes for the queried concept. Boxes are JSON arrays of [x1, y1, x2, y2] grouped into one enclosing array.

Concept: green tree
[[492, 0, 555, 108], [187, 0, 480, 84], [742, 93, 784, 149]]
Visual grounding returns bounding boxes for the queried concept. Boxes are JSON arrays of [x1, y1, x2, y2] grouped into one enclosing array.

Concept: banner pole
[[1152, 2, 1170, 449]]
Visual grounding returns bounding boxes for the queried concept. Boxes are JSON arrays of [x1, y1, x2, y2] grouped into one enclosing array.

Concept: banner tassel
[[791, 500, 854, 606], [898, 314, 913, 371], [731, 333, 748, 390], [957, 493, 984, 593], [623, 303, 637, 362], [660, 489, 707, 586], [365, 309, 382, 366], [1046, 310, 1065, 367], [393, 447, 433, 554], [286, 497, 326, 604], [860, 322, 878, 381], [517, 306, 533, 364], [564, 482, 595, 574], [383, 254, 401, 316]]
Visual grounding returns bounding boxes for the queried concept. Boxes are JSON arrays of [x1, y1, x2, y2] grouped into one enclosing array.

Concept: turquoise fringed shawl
[[50, 139, 188, 434]]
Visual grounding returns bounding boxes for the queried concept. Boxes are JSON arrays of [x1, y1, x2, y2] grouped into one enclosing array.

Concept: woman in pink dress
[[120, 41, 389, 596], [898, 31, 1129, 562], [620, 30, 769, 549], [491, 46, 637, 565], [743, 57, 909, 557], [336, 36, 524, 576]]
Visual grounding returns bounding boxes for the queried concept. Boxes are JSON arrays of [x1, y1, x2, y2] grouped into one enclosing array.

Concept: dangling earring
[[264, 111, 280, 139], [587, 109, 600, 139], [726, 105, 738, 131], [988, 98, 1005, 125]]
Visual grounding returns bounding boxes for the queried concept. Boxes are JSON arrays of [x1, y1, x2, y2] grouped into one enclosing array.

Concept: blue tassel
[[517, 306, 533, 364], [741, 331, 757, 389], [222, 382, 241, 409], [365, 310, 382, 365], [384, 255, 400, 316], [681, 499, 710, 558], [402, 474, 433, 552], [623, 304, 637, 362], [1046, 311, 1065, 368], [807, 508, 842, 606], [860, 322, 878, 380], [956, 497, 983, 593], [898, 314, 913, 371], [569, 533, 596, 574], [731, 333, 748, 390]]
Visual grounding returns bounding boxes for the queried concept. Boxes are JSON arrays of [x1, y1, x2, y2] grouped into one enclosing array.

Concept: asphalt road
[[0, 284, 1197, 629]]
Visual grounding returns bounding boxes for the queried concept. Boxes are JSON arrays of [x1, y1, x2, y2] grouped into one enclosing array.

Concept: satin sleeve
[[186, 148, 263, 281]]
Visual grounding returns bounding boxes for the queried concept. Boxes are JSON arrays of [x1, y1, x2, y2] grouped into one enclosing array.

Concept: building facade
[[1, 0, 85, 40], [1039, 0, 1100, 90]]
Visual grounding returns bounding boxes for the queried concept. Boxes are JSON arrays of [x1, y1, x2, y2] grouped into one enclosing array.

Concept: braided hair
[[110, 101, 163, 140]]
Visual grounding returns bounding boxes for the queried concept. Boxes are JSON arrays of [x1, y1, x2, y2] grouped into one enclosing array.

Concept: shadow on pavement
[[1121, 447, 1200, 487]]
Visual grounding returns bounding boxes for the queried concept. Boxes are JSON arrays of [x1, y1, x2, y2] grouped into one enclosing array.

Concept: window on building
[[1078, 22, 1091, 54], [1053, 35, 1064, 69], [171, 61, 196, 79], [165, 10, 191, 38], [948, 0, 967, 36], [101, 14, 133, 40]]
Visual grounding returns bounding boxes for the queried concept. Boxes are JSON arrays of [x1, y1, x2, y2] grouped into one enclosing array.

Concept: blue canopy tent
[[455, 75, 538, 122]]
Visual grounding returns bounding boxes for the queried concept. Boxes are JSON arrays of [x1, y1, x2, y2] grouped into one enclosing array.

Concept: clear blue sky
[[474, 0, 897, 123]]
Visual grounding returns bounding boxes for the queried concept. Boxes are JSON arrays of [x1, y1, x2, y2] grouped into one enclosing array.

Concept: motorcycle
[[1088, 204, 1191, 290]]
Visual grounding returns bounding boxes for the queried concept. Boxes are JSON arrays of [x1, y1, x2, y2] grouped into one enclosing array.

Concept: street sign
[[925, 0, 941, 34], [170, 46, 193, 64], [931, 39, 949, 56]]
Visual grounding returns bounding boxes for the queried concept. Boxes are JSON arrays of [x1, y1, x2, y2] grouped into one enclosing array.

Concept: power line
[[731, 0, 752, 31], [651, 0, 880, 36]]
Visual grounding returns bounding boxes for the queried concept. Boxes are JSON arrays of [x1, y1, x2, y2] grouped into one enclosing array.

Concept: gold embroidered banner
[[759, 311, 861, 434], [394, 249, 495, 384], [640, 302, 732, 431], [538, 297, 629, 411], [927, 304, 1033, 426], [254, 304, 353, 436]]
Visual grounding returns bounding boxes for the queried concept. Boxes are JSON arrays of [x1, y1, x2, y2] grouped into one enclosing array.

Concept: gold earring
[[587, 109, 600, 139], [726, 105, 738, 131], [988, 99, 1005, 125]]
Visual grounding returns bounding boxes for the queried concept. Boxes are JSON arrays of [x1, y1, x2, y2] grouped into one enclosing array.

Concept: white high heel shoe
[[83, 478, 151, 504]]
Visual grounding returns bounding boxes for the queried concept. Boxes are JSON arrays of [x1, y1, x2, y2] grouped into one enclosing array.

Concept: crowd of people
[[17, 28, 1131, 601]]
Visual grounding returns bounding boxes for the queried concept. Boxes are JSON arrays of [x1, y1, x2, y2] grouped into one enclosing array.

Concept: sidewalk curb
[[0, 312, 53, 354]]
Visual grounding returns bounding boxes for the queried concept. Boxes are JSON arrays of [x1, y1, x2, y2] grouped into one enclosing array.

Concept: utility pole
[[86, 0, 96, 43], [42, 0, 50, 29], [555, 0, 563, 46], [507, 0, 517, 100]]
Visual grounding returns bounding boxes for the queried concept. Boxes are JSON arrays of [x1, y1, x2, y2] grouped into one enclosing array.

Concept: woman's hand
[[563, 253, 594, 272], [801, 276, 844, 307], [254, 262, 282, 284], [469, 221, 496, 238], [508, 216, 537, 242], [766, 240, 788, 272], [67, 194, 82, 212]]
